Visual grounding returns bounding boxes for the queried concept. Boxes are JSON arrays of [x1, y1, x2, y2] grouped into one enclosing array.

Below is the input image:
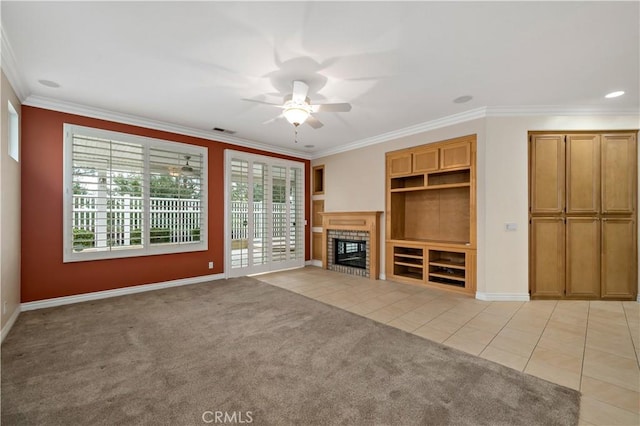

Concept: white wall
[[313, 113, 639, 298], [1, 69, 22, 340]]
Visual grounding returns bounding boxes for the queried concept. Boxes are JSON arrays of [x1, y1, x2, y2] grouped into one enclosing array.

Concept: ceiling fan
[[244, 80, 352, 129]]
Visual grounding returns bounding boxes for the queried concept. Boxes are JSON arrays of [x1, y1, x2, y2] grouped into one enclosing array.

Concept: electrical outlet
[[208, 261, 214, 269]]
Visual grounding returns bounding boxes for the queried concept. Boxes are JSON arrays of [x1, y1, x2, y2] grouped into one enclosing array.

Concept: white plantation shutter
[[64, 124, 207, 262]]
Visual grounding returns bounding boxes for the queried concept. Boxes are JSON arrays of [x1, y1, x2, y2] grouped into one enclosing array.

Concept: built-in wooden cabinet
[[529, 131, 637, 300], [601, 218, 636, 299], [312, 164, 325, 262], [602, 134, 636, 214], [530, 134, 565, 214], [387, 152, 413, 177], [565, 217, 600, 298], [385, 135, 476, 295], [440, 141, 471, 170], [413, 146, 439, 172], [566, 134, 600, 214], [530, 217, 565, 298]]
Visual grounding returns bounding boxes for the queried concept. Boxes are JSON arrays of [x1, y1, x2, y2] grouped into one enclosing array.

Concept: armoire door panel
[[602, 134, 637, 214], [601, 218, 637, 299], [566, 135, 600, 215], [565, 218, 600, 298], [530, 135, 565, 214], [530, 218, 565, 297]]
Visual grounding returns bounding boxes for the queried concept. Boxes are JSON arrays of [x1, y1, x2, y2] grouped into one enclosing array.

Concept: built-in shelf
[[390, 174, 424, 190], [390, 182, 470, 192], [392, 246, 424, 281], [428, 249, 467, 288], [385, 134, 477, 295], [427, 169, 470, 186]]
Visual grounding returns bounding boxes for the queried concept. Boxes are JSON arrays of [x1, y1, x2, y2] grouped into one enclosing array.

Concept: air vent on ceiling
[[212, 127, 236, 135]]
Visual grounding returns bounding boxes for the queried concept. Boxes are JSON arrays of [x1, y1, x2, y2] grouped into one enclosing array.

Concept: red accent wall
[[21, 106, 311, 302]]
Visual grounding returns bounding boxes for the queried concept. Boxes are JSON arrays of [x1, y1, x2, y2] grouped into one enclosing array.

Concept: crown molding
[[311, 105, 639, 159], [19, 93, 638, 162], [0, 25, 29, 101], [312, 107, 488, 158], [23, 95, 312, 160], [485, 105, 640, 117]]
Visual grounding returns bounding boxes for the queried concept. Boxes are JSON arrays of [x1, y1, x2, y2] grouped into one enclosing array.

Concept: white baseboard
[[21, 273, 225, 312], [1, 306, 21, 343], [306, 260, 322, 267], [475, 292, 531, 302], [379, 273, 386, 280], [637, 294, 640, 303]]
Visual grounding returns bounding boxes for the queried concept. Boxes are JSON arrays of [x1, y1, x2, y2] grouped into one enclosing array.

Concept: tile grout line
[[621, 303, 640, 370], [522, 300, 559, 373], [475, 300, 531, 362], [578, 301, 591, 392]]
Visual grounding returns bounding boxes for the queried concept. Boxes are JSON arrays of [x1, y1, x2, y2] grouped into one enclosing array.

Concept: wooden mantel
[[321, 211, 383, 280]]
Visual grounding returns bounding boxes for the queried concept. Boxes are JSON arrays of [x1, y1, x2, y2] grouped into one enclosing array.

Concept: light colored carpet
[[2, 277, 580, 425]]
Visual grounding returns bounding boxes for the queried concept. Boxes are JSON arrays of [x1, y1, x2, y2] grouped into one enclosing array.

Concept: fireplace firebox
[[334, 239, 367, 269]]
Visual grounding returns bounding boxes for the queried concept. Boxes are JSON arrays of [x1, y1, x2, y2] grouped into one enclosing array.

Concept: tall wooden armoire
[[529, 132, 637, 300]]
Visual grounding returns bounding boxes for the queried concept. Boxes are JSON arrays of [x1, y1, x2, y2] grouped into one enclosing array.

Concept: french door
[[225, 150, 305, 277]]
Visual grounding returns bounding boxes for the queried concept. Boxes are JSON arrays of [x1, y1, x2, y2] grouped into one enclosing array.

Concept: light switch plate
[[505, 222, 518, 231]]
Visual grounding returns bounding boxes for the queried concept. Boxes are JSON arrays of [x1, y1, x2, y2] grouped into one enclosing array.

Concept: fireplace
[[334, 239, 367, 269], [321, 212, 382, 280]]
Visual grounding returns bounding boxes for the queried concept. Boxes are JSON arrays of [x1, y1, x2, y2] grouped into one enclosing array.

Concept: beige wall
[[313, 114, 639, 298], [1, 70, 21, 338], [484, 115, 639, 297], [312, 118, 487, 288]]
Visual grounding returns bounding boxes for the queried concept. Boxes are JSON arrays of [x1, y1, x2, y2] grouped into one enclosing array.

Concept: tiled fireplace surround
[[320, 211, 382, 280], [327, 230, 370, 278]]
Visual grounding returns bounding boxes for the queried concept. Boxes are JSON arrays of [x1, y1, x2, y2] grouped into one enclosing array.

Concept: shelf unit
[[385, 135, 477, 295], [392, 245, 424, 281]]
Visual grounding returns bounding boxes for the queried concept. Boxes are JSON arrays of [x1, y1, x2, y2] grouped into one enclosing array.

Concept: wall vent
[[212, 127, 236, 135]]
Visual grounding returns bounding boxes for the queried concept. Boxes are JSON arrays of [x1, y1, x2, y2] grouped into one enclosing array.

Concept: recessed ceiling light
[[38, 79, 60, 88], [605, 91, 624, 98], [453, 95, 473, 104], [304, 145, 315, 149]]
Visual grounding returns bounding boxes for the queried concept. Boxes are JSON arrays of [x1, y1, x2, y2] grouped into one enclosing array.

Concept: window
[[8, 100, 19, 161], [63, 124, 207, 262]]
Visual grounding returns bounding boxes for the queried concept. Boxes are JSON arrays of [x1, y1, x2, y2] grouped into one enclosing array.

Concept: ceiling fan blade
[[292, 81, 309, 104], [311, 102, 352, 113], [242, 98, 283, 108], [262, 114, 284, 125], [305, 115, 324, 129]]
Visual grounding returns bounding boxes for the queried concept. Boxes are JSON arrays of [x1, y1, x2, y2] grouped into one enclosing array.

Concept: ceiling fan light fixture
[[283, 106, 310, 126]]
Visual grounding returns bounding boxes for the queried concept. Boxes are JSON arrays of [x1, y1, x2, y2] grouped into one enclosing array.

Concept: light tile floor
[[256, 267, 640, 426]]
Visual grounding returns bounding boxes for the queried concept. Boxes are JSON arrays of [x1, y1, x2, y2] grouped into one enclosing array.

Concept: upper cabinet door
[[530, 134, 565, 214], [413, 147, 439, 173], [566, 134, 600, 214], [440, 141, 471, 170], [601, 133, 637, 214], [388, 152, 413, 177]]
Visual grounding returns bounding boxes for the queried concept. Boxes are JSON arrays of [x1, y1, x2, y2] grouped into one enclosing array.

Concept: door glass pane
[[230, 159, 249, 269], [289, 167, 303, 260], [272, 165, 287, 262], [252, 162, 268, 266]]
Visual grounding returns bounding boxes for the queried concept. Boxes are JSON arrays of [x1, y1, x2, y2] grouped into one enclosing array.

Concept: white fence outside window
[[72, 197, 292, 248]]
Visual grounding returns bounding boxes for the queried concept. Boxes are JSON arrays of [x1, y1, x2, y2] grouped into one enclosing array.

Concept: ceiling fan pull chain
[[294, 125, 299, 143]]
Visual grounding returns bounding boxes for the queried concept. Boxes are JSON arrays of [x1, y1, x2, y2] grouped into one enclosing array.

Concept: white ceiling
[[2, 1, 638, 158]]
